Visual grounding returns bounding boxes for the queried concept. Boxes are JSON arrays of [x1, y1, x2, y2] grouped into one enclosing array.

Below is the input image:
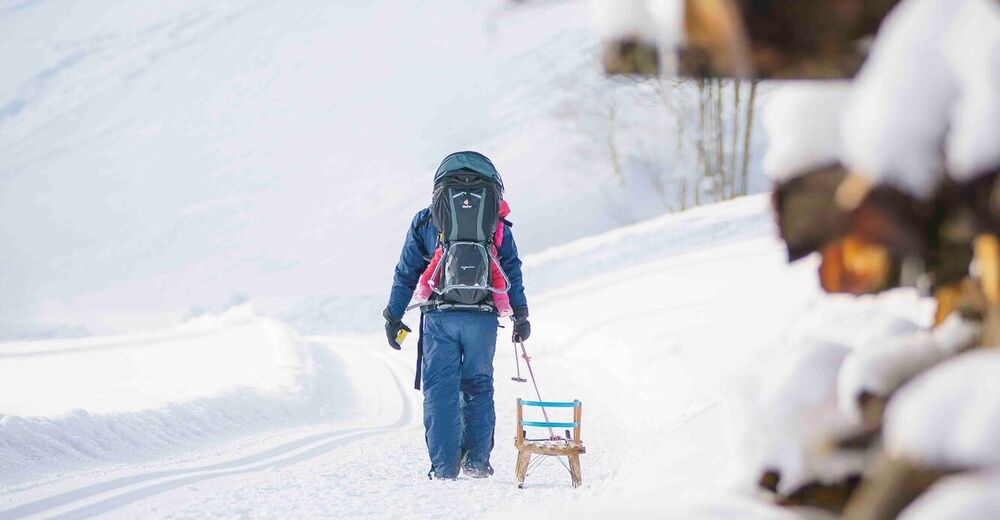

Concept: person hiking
[[382, 151, 530, 480]]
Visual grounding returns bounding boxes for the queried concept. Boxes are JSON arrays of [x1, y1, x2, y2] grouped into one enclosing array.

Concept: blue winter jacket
[[386, 208, 527, 320]]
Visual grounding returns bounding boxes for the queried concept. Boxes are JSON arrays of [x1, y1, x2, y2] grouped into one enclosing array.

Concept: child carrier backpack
[[428, 152, 509, 306]]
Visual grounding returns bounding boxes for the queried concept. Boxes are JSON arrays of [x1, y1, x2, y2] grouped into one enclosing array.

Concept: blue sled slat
[[519, 400, 579, 408], [520, 421, 578, 428]]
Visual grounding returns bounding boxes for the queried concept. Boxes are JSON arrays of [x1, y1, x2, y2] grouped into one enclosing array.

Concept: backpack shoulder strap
[[494, 218, 513, 260]]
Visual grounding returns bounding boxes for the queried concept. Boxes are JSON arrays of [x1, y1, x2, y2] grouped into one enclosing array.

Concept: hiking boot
[[428, 468, 458, 481], [462, 461, 494, 479]]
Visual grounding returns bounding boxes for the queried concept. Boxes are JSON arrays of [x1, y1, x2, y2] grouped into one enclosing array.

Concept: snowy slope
[[1, 0, 774, 343], [0, 194, 840, 519], [0, 0, 618, 340]]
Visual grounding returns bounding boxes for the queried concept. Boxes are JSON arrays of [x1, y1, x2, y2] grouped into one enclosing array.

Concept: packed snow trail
[[0, 336, 419, 519], [2, 196, 808, 519]]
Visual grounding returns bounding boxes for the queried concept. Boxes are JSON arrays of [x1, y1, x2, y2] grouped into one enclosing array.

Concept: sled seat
[[514, 399, 585, 488]]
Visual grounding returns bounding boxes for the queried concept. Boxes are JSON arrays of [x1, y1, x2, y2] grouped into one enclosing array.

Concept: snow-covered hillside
[[0, 194, 933, 519], [0, 0, 607, 340], [1, 0, 772, 342]]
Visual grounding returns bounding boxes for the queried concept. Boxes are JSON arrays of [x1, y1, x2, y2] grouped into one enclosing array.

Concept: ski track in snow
[[0, 341, 418, 519]]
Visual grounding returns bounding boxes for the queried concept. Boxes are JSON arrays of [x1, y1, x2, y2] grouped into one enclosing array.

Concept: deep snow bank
[[0, 305, 346, 483]]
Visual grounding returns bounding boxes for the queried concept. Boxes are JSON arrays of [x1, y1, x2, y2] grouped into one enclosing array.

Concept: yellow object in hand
[[395, 328, 409, 345]]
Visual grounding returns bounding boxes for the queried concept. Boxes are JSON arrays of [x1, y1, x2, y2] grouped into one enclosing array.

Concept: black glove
[[383, 308, 411, 350], [511, 306, 530, 343]]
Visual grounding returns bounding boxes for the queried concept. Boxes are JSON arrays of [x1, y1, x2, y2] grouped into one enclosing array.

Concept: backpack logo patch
[[462, 198, 472, 209]]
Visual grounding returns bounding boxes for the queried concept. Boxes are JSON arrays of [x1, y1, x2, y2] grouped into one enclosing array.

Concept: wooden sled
[[514, 399, 586, 488]]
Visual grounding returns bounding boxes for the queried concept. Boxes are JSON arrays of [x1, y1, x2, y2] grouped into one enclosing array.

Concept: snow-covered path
[[2, 333, 598, 519], [2, 196, 810, 519], [1, 337, 419, 519]]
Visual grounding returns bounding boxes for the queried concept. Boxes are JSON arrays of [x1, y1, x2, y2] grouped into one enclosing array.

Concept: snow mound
[[842, 0, 1000, 197], [762, 81, 852, 182], [942, 0, 1000, 179], [780, 290, 929, 354], [723, 289, 929, 494], [900, 471, 1000, 520], [884, 349, 1000, 468], [0, 305, 342, 481], [726, 339, 857, 495], [838, 313, 978, 420]]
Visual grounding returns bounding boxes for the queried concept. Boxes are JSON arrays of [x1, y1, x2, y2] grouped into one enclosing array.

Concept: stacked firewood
[[598, 0, 900, 79], [593, 0, 1000, 517]]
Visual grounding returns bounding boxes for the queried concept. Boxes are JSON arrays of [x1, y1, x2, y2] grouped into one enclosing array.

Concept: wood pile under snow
[[587, 0, 1000, 517]]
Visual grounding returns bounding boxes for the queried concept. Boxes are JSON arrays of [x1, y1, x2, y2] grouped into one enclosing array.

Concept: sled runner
[[514, 399, 585, 489]]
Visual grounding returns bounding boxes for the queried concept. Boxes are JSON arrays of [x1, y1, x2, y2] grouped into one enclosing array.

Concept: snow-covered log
[[592, 0, 900, 78], [735, 339, 868, 510], [761, 82, 916, 297], [725, 314, 917, 510], [843, 349, 1000, 519], [884, 349, 1000, 469], [771, 165, 850, 262], [590, 0, 681, 75], [838, 313, 980, 428]]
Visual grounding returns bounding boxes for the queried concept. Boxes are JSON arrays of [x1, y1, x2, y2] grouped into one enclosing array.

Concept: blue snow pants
[[421, 310, 499, 478]]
